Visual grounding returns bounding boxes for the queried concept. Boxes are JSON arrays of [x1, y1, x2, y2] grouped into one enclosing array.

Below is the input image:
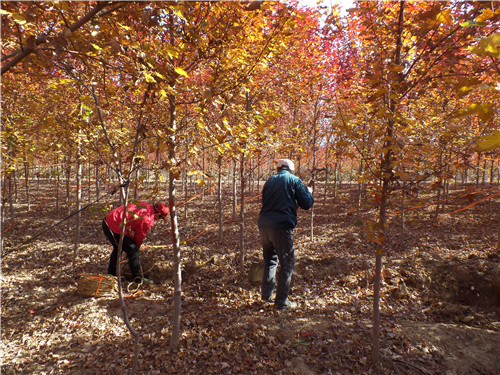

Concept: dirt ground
[[1, 181, 499, 374]]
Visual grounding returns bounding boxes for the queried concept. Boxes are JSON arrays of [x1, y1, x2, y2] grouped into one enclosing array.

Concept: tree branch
[[1, 1, 112, 75]]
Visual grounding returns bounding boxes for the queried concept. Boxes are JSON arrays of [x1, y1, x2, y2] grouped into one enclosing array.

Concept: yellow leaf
[[436, 8, 453, 26], [154, 71, 166, 80], [11, 12, 27, 25], [116, 22, 132, 31], [476, 8, 494, 23], [477, 130, 500, 152], [143, 71, 157, 83], [470, 33, 500, 58], [454, 102, 494, 121], [174, 67, 188, 78], [389, 65, 405, 73]]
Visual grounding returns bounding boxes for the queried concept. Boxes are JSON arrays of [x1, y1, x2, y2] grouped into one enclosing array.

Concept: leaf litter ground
[[1, 182, 499, 374]]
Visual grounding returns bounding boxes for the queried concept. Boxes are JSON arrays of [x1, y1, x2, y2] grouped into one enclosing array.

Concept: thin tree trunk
[[357, 158, 364, 214], [435, 188, 441, 218], [476, 153, 481, 189], [310, 106, 318, 241], [400, 178, 406, 251], [489, 157, 494, 185], [73, 131, 82, 262], [8, 174, 14, 225], [13, 169, 18, 203], [323, 137, 331, 206], [232, 159, 237, 221], [56, 166, 60, 212], [239, 155, 246, 276], [24, 161, 30, 211], [217, 155, 223, 244], [333, 160, 339, 201], [66, 162, 71, 231], [95, 164, 100, 201], [167, 78, 182, 350], [115, 183, 140, 374], [481, 158, 487, 186], [169, 167, 182, 350], [373, 1, 404, 367]]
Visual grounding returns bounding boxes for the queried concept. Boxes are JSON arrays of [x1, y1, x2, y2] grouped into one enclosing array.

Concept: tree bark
[[239, 155, 246, 276], [232, 159, 237, 221], [217, 155, 223, 244], [73, 134, 82, 262], [372, 0, 405, 367], [24, 161, 30, 211]]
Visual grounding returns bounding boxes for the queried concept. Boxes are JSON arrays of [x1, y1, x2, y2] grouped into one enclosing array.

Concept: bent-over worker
[[102, 201, 169, 284]]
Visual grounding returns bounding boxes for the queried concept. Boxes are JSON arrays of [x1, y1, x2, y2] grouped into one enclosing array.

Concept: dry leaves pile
[[2, 183, 499, 374]]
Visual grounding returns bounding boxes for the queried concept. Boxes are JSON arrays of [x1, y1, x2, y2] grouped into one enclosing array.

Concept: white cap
[[277, 159, 295, 172]]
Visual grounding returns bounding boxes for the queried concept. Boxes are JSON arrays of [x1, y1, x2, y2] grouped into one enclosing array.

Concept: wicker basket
[[77, 274, 118, 298]]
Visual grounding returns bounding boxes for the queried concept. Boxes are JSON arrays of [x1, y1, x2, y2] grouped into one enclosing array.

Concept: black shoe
[[262, 296, 273, 304], [276, 301, 297, 310], [134, 277, 154, 285]]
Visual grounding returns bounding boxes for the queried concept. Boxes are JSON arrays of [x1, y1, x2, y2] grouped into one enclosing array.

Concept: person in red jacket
[[102, 201, 169, 284]]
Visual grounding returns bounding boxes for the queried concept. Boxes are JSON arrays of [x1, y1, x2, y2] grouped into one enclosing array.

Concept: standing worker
[[102, 201, 169, 284], [258, 159, 314, 309]]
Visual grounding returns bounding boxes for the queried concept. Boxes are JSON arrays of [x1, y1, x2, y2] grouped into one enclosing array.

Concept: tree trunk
[[8, 174, 14, 225], [239, 155, 246, 276], [323, 137, 331, 206], [24, 161, 30, 211], [56, 166, 60, 212], [232, 159, 237, 221], [217, 155, 223, 244], [310, 105, 318, 241], [400, 178, 406, 251], [66, 162, 71, 232], [373, 1, 405, 367], [475, 153, 481, 189], [167, 87, 182, 351], [73, 132, 82, 262], [435, 188, 441, 218], [115, 183, 140, 374], [88, 159, 92, 203], [183, 160, 188, 220], [13, 169, 18, 203], [489, 157, 494, 185], [95, 164, 100, 201], [357, 158, 364, 214], [333, 159, 339, 201], [169, 168, 182, 350]]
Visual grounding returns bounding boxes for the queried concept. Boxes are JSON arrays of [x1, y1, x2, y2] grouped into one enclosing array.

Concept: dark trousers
[[102, 219, 142, 279], [259, 226, 295, 307]]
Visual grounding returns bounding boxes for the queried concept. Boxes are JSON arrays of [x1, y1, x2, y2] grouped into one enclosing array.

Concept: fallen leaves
[[1, 182, 499, 374]]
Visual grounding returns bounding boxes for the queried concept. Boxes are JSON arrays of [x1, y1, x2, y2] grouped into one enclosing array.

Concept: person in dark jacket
[[258, 159, 314, 309], [102, 201, 169, 284]]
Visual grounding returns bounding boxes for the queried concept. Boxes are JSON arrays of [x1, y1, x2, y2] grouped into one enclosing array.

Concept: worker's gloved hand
[[307, 186, 313, 194]]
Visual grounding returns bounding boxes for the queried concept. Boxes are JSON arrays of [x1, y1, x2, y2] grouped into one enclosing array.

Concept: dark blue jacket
[[258, 169, 314, 230]]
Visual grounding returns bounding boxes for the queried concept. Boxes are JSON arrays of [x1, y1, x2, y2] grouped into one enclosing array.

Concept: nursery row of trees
[[2, 0, 499, 368]]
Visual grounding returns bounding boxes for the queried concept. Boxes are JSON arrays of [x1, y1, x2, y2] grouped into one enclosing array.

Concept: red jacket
[[105, 201, 156, 247]]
